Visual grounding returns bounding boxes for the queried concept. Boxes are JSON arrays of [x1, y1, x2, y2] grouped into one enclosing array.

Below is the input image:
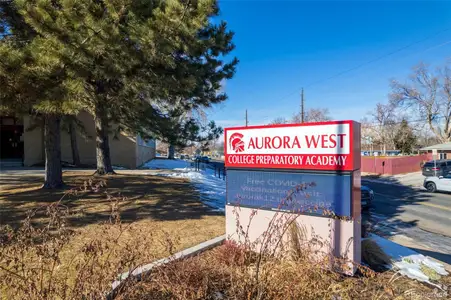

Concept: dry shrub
[[287, 222, 310, 261], [362, 238, 392, 272], [116, 243, 249, 300], [117, 182, 449, 300], [134, 254, 231, 300], [214, 240, 249, 267], [0, 180, 163, 300], [118, 241, 449, 300]]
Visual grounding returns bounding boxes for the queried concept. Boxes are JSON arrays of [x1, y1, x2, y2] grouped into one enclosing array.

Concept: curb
[[108, 235, 226, 298]]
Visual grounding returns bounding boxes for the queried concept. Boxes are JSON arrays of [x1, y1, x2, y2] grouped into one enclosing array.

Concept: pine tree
[[11, 0, 237, 174], [394, 119, 416, 154], [1, 1, 84, 188], [164, 107, 214, 159]]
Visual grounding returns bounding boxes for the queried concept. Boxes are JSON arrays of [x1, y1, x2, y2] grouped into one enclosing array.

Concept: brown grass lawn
[[0, 171, 224, 229], [0, 172, 225, 291]]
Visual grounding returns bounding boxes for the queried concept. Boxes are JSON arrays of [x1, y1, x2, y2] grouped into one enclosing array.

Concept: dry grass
[[0, 171, 224, 234], [117, 242, 451, 300], [0, 172, 225, 299], [2, 173, 450, 299]]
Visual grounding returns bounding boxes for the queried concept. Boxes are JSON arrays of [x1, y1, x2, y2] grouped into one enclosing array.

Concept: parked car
[[361, 185, 374, 209], [422, 160, 451, 177], [424, 174, 451, 193]]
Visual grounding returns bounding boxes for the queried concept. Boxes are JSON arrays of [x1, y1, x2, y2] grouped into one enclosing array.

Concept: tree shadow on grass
[[0, 172, 223, 229]]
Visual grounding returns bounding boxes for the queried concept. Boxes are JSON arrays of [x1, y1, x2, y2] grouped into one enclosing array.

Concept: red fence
[[361, 154, 433, 175]]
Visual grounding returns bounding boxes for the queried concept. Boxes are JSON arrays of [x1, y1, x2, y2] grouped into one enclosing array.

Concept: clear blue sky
[[209, 0, 451, 128]]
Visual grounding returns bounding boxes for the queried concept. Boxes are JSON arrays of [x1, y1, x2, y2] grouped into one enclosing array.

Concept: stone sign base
[[226, 205, 361, 274]]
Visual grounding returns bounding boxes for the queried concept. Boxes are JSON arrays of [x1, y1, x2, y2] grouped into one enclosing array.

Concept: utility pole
[[245, 109, 248, 127], [301, 88, 305, 123]]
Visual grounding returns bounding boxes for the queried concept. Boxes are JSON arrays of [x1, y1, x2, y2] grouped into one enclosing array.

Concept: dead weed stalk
[[0, 180, 169, 300]]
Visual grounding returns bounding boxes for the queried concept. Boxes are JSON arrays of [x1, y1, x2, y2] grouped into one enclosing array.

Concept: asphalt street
[[361, 180, 451, 238], [361, 180, 451, 264]]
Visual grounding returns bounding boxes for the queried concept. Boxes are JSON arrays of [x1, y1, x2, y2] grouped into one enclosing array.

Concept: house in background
[[420, 142, 451, 160], [0, 111, 156, 169]]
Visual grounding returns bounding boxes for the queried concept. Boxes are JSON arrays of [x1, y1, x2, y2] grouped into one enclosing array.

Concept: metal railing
[[189, 159, 226, 180], [213, 164, 226, 180], [190, 159, 208, 171]]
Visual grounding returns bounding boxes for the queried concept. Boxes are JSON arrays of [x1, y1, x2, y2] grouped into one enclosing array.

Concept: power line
[[361, 115, 446, 129], [267, 115, 445, 128], [422, 40, 451, 53], [272, 27, 451, 104]]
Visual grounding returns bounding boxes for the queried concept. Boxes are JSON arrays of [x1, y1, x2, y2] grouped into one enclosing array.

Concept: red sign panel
[[224, 120, 361, 171]]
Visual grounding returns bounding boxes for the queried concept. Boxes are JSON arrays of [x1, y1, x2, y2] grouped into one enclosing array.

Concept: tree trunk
[[68, 119, 81, 166], [94, 105, 115, 175], [167, 145, 175, 159], [42, 114, 64, 189]]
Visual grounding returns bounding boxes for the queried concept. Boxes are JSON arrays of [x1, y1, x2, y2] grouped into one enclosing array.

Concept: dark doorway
[[0, 117, 24, 160]]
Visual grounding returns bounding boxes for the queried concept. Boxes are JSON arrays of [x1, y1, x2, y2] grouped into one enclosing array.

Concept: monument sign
[[224, 120, 361, 273]]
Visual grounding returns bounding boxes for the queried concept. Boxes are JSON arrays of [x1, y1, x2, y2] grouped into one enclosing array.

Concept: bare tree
[[416, 128, 441, 148], [292, 108, 332, 123], [156, 141, 169, 156], [305, 108, 332, 122], [269, 108, 331, 126], [213, 140, 225, 156], [390, 63, 451, 143], [268, 117, 287, 125], [368, 102, 397, 155], [360, 117, 376, 151]]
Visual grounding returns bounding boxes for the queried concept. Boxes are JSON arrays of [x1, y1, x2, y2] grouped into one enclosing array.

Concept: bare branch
[[390, 62, 451, 142]]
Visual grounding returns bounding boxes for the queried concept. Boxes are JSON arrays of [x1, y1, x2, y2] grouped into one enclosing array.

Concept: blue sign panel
[[227, 169, 352, 217]]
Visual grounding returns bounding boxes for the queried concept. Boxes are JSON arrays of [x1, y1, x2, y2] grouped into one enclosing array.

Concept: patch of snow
[[113, 165, 128, 170], [143, 159, 225, 211], [370, 234, 449, 286], [144, 158, 190, 170]]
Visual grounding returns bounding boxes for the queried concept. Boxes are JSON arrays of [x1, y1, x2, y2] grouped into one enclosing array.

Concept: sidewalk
[[362, 171, 424, 188]]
